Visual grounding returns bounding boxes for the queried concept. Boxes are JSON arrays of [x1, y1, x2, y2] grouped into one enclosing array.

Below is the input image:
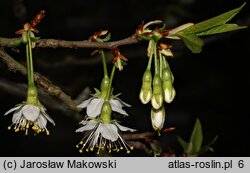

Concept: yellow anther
[[76, 145, 79, 148], [86, 149, 89, 152], [130, 146, 134, 150], [79, 149, 83, 153], [127, 150, 131, 154], [109, 150, 112, 153], [120, 147, 124, 150], [15, 128, 19, 132], [97, 152, 100, 155], [7, 126, 11, 130], [80, 141, 83, 145], [90, 147, 94, 151]]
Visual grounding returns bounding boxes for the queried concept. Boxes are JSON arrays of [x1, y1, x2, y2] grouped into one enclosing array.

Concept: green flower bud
[[139, 70, 152, 104], [162, 68, 173, 83], [139, 89, 152, 104], [151, 106, 165, 131], [162, 68, 175, 103], [100, 101, 112, 123], [163, 85, 176, 103], [151, 74, 163, 109]]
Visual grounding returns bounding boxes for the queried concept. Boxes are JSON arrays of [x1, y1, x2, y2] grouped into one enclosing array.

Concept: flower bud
[[151, 106, 165, 131], [100, 101, 112, 123], [151, 74, 163, 109], [139, 89, 152, 104], [163, 85, 176, 103], [162, 68, 173, 83], [139, 70, 152, 104], [162, 68, 175, 103]]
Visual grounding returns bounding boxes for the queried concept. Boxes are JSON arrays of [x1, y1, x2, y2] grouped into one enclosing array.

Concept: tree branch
[[0, 48, 80, 112], [122, 132, 154, 140], [0, 35, 140, 49]]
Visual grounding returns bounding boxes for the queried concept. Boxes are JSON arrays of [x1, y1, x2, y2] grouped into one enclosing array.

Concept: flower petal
[[40, 108, 55, 126], [22, 104, 40, 121], [110, 103, 128, 116], [114, 122, 136, 132], [79, 119, 89, 125], [12, 109, 23, 123], [86, 98, 104, 117], [77, 97, 93, 108], [100, 123, 119, 142], [4, 105, 22, 116], [75, 120, 98, 132], [117, 98, 131, 107], [37, 115, 47, 129]]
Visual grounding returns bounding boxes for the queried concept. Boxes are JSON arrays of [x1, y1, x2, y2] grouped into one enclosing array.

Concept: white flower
[[4, 103, 55, 135], [76, 118, 136, 154], [151, 106, 165, 131], [77, 96, 131, 118]]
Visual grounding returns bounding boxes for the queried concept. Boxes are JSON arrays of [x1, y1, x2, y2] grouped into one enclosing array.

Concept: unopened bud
[[162, 68, 175, 103], [162, 68, 173, 82], [151, 106, 165, 131], [163, 85, 176, 103], [139, 70, 152, 104], [139, 89, 152, 104], [151, 75, 163, 109]]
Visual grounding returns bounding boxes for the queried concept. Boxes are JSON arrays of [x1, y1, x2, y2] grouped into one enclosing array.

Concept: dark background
[[0, 0, 249, 156]]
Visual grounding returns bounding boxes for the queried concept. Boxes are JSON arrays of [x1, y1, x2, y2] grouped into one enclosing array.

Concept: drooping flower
[[151, 106, 165, 132], [76, 118, 136, 154], [4, 103, 55, 135], [77, 95, 130, 118]]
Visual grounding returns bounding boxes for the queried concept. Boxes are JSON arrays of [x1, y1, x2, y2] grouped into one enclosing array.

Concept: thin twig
[[0, 36, 140, 49], [122, 132, 154, 140]]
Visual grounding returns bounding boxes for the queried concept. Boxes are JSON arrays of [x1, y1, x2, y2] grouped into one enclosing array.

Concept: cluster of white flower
[[76, 93, 136, 154]]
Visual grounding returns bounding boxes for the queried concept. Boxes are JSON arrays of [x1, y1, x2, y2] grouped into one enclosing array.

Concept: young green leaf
[[175, 3, 246, 53], [189, 118, 203, 155], [198, 136, 218, 155], [177, 136, 190, 153], [178, 3, 246, 35], [197, 24, 247, 36], [178, 34, 204, 53]]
